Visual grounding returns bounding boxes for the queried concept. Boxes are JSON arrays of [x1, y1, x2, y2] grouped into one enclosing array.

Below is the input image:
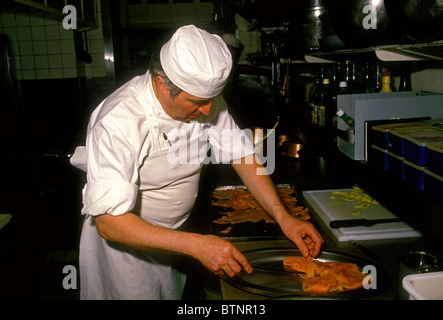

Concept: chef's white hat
[[160, 25, 232, 98]]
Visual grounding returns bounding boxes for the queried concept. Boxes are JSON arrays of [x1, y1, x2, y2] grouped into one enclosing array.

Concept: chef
[[70, 25, 323, 300]]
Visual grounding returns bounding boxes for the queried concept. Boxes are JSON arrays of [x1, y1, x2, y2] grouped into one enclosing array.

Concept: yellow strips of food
[[330, 186, 378, 210]]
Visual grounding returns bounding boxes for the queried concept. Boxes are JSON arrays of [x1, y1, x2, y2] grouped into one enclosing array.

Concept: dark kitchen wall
[[0, 76, 88, 250], [15, 78, 88, 154], [0, 4, 92, 253]]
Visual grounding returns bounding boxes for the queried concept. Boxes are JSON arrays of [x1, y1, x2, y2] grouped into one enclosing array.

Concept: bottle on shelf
[[336, 109, 355, 128], [338, 81, 350, 95], [336, 108, 356, 144], [334, 62, 341, 91], [343, 60, 354, 93], [318, 78, 332, 128], [308, 78, 322, 125], [318, 105, 326, 127], [330, 63, 338, 89], [352, 61, 364, 93], [379, 71, 394, 93], [372, 64, 382, 93], [304, 81, 315, 124], [333, 81, 349, 128], [363, 61, 374, 93], [399, 66, 412, 91], [319, 63, 325, 82]]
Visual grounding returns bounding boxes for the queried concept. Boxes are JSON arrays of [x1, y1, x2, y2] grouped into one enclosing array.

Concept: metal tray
[[209, 184, 295, 240], [222, 247, 390, 299]]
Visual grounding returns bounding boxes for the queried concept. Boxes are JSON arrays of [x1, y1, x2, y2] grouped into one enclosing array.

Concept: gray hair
[[148, 51, 183, 99]]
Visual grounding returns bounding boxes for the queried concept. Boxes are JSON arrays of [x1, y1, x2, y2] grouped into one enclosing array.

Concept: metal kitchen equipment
[[397, 251, 442, 299], [336, 91, 443, 161], [325, 0, 397, 48], [281, 141, 305, 158], [384, 0, 443, 43]]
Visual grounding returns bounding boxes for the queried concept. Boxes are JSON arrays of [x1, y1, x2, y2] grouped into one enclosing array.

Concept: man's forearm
[[95, 212, 202, 255], [231, 154, 288, 223], [93, 211, 253, 276]]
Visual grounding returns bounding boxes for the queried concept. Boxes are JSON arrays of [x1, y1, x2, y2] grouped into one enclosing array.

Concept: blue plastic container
[[404, 132, 443, 167], [428, 142, 443, 177], [404, 160, 426, 191], [370, 145, 388, 170], [387, 151, 405, 179]]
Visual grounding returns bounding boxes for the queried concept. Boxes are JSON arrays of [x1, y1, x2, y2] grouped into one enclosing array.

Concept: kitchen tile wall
[[0, 1, 105, 80]]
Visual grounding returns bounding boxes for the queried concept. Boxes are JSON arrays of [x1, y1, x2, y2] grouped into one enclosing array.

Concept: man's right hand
[[195, 234, 252, 277]]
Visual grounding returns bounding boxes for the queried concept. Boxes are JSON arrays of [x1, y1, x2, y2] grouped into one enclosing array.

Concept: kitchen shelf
[[305, 41, 443, 63]]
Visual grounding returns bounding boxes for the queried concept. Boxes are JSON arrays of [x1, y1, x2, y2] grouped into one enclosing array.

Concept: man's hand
[[279, 215, 323, 257], [194, 234, 252, 277]]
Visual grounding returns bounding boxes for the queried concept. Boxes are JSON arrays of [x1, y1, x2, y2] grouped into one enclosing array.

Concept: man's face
[[164, 91, 213, 122], [155, 77, 213, 122]]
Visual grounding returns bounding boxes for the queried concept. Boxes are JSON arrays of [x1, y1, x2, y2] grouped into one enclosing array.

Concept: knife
[[329, 218, 401, 228], [349, 240, 380, 261]]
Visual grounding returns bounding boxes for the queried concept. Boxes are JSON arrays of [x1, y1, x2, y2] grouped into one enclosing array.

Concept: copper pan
[[281, 141, 305, 158]]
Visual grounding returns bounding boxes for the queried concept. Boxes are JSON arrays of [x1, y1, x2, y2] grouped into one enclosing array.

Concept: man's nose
[[198, 101, 212, 116]]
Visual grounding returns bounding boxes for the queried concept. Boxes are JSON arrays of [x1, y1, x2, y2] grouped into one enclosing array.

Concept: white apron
[[79, 91, 209, 300]]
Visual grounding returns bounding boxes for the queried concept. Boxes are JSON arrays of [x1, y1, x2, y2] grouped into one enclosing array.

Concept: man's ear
[[155, 76, 169, 96]]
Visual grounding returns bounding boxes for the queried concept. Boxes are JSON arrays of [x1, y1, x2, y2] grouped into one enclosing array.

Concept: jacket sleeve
[[81, 118, 141, 217]]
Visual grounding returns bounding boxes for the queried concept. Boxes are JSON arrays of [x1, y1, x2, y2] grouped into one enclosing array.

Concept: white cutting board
[[303, 189, 422, 241]]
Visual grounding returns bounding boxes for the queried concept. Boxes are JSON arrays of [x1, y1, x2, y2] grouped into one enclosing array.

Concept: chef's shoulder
[[100, 76, 148, 117], [89, 76, 151, 140]]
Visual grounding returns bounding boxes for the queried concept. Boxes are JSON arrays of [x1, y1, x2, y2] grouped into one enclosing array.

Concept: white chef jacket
[[71, 70, 255, 299]]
